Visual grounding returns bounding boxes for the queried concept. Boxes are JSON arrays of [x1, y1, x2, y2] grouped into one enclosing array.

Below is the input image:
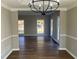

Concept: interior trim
[[3, 49, 13, 59], [1, 35, 18, 42], [59, 48, 77, 59], [1, 1, 76, 11], [1, 3, 68, 11], [66, 48, 77, 59], [1, 36, 12, 42], [3, 49, 19, 59], [1, 3, 12, 11], [60, 34, 77, 40]]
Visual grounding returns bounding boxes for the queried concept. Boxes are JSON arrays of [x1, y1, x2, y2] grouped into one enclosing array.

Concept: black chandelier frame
[[29, 0, 59, 15]]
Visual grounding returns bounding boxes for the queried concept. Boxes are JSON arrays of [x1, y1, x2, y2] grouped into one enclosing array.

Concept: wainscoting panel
[[1, 36, 12, 59]]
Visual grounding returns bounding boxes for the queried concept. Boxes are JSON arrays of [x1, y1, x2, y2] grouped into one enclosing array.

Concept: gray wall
[[44, 15, 51, 36], [66, 7, 77, 57], [11, 11, 19, 49], [60, 11, 67, 48], [18, 11, 61, 44], [18, 14, 51, 36], [51, 12, 60, 43], [59, 7, 77, 58], [19, 15, 37, 36]]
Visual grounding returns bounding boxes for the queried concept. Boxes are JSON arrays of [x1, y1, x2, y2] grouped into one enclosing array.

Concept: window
[[37, 20, 44, 34]]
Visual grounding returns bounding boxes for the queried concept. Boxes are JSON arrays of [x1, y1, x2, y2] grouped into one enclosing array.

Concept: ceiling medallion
[[28, 0, 59, 15]]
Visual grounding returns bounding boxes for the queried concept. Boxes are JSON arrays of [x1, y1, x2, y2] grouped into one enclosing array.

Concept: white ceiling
[[1, 0, 77, 11]]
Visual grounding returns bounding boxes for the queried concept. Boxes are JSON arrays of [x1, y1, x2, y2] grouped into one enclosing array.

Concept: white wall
[[1, 7, 19, 59], [1, 7, 12, 59], [59, 7, 77, 58], [60, 11, 67, 48], [11, 11, 19, 49], [66, 7, 77, 57]]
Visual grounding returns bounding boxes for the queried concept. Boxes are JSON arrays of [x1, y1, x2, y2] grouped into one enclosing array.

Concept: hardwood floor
[[7, 36, 74, 59]]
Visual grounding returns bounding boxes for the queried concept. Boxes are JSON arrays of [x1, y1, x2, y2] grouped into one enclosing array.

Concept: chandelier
[[28, 0, 59, 15]]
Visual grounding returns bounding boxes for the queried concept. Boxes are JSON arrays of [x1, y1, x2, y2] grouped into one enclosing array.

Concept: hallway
[[7, 36, 74, 59]]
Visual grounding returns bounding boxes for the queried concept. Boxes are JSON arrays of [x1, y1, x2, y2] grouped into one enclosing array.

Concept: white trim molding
[[58, 48, 66, 50], [59, 34, 77, 59], [11, 35, 18, 37], [66, 35, 77, 40], [67, 3, 77, 10], [24, 34, 49, 36], [60, 34, 77, 40], [51, 36, 59, 43], [59, 48, 77, 59], [3, 49, 20, 59], [66, 49, 77, 59], [1, 1, 76, 12], [1, 35, 19, 59], [1, 3, 12, 11], [60, 34, 67, 37], [1, 2, 67, 11], [3, 50, 13, 59], [1, 36, 12, 42], [1, 35, 18, 42], [12, 49, 20, 51]]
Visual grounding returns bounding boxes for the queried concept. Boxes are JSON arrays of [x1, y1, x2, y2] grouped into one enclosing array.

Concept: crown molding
[[58, 8, 67, 11], [2, 2, 76, 11], [11, 8, 67, 11], [67, 3, 77, 10], [1, 3, 12, 11], [10, 8, 31, 11]]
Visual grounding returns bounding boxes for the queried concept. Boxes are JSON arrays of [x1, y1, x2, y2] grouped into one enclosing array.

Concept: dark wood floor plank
[[7, 36, 74, 59]]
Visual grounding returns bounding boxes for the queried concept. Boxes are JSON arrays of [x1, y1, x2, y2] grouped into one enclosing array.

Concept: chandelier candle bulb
[[39, 4, 41, 7], [56, 0, 59, 2], [50, 3, 53, 6]]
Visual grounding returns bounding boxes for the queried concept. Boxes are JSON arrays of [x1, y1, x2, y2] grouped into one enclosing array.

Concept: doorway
[[18, 20, 24, 36], [18, 11, 60, 49]]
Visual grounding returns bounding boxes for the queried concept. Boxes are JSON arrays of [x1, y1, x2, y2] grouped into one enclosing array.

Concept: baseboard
[[12, 48, 20, 51], [59, 48, 77, 59], [3, 50, 13, 59], [3, 48, 76, 59], [58, 48, 66, 50], [3, 48, 20, 59], [24, 34, 49, 37], [66, 49, 77, 59], [51, 36, 59, 44]]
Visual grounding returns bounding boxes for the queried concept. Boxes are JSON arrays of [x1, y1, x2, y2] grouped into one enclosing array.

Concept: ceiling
[[1, 0, 77, 11]]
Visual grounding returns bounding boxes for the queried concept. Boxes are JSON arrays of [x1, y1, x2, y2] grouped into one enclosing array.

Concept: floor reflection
[[19, 36, 25, 49], [37, 37, 44, 48]]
